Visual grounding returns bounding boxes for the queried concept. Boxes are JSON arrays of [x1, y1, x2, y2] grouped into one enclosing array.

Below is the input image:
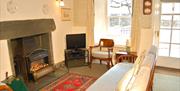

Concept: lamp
[[56, 0, 64, 7], [143, 0, 152, 15], [60, 0, 64, 7]]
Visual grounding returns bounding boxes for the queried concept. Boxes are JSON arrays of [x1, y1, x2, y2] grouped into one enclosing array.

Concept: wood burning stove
[[25, 49, 54, 81]]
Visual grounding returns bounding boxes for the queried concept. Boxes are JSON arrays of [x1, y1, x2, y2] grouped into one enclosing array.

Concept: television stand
[[65, 48, 89, 68]]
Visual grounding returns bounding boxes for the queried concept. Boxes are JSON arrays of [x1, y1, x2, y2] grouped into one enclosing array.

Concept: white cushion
[[133, 52, 146, 75], [128, 66, 151, 91], [92, 51, 113, 58], [116, 68, 135, 91], [87, 63, 133, 91], [141, 53, 156, 69]]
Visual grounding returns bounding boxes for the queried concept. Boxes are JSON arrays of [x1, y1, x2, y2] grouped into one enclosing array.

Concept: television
[[66, 33, 86, 50]]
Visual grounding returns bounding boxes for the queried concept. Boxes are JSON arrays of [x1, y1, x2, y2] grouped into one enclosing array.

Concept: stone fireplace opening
[[1, 19, 69, 89], [10, 33, 54, 81], [28, 49, 49, 73]]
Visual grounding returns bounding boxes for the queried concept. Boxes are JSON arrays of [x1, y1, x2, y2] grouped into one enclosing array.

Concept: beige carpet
[[69, 63, 108, 78], [153, 73, 180, 91]]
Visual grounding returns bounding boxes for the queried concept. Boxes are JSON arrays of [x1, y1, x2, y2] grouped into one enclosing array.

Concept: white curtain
[[87, 0, 95, 46]]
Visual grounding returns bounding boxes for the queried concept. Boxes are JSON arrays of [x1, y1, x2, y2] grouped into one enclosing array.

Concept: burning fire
[[30, 62, 49, 72]]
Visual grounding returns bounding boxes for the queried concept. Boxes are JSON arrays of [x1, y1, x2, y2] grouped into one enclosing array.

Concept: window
[[94, 0, 132, 45], [108, 0, 132, 45], [159, 2, 180, 58]]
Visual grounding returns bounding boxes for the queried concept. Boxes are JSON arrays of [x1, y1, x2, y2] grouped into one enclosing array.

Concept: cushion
[[116, 68, 135, 91], [87, 63, 133, 91], [7, 78, 28, 91], [128, 67, 151, 91], [132, 51, 146, 75], [116, 52, 146, 91], [141, 53, 156, 69], [92, 51, 113, 58]]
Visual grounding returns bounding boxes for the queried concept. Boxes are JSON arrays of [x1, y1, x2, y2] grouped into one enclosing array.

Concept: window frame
[[106, 0, 133, 46], [159, 2, 180, 58]]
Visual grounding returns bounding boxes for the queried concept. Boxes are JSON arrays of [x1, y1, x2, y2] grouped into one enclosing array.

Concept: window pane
[[109, 17, 120, 27], [161, 3, 173, 14], [108, 0, 132, 16], [158, 43, 170, 56], [159, 29, 171, 43], [172, 30, 180, 43], [174, 3, 180, 13], [173, 15, 180, 29], [170, 44, 180, 58], [105, 0, 132, 45], [120, 17, 131, 27], [160, 15, 172, 28]]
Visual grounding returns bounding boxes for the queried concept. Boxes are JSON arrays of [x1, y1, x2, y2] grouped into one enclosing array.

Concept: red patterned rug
[[40, 73, 96, 91]]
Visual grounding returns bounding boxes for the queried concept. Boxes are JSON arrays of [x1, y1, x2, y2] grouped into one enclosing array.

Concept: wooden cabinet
[[65, 48, 89, 68]]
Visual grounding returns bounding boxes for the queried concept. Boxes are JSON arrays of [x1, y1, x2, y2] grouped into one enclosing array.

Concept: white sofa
[[87, 45, 157, 91]]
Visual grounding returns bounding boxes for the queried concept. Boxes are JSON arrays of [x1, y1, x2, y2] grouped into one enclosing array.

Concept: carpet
[[40, 73, 97, 91], [153, 73, 180, 91]]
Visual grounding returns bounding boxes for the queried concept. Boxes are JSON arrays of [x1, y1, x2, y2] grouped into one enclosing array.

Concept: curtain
[[131, 0, 141, 52], [87, 0, 95, 46]]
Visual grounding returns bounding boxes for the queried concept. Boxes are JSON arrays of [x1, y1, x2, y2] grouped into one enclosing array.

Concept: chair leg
[[89, 57, 92, 68], [107, 62, 110, 69], [110, 60, 113, 67], [100, 60, 102, 64]]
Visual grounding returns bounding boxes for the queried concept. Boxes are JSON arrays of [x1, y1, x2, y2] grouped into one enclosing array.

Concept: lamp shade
[[60, 0, 64, 7]]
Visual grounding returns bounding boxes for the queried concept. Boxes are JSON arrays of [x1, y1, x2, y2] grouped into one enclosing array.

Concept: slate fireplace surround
[[0, 19, 56, 82]]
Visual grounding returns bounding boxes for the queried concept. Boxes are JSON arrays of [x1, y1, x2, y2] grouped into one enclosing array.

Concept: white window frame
[[159, 2, 180, 58], [107, 0, 133, 46]]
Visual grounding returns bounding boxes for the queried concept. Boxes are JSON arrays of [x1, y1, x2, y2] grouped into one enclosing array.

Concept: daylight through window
[[159, 2, 180, 58]]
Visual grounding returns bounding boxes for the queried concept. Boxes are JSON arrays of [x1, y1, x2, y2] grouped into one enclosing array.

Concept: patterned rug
[[40, 73, 96, 91]]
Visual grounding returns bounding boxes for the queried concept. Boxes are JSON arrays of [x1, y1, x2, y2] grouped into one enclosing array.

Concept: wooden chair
[[89, 39, 114, 69], [116, 54, 137, 63]]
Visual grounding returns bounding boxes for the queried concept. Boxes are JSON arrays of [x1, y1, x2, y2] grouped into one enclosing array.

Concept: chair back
[[118, 54, 137, 63], [99, 39, 114, 47]]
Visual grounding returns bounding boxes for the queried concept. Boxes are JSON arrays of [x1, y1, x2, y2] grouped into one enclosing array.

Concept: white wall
[[0, 0, 89, 81], [73, 0, 87, 26], [0, 0, 73, 81], [0, 40, 13, 80]]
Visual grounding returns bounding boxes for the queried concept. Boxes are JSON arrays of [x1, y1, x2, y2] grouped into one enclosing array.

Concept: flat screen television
[[66, 33, 86, 50]]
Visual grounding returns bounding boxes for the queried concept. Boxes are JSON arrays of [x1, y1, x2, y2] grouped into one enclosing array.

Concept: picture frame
[[61, 8, 71, 21]]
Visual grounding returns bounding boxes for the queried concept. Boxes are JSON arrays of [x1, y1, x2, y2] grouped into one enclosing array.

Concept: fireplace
[[10, 33, 54, 81], [25, 49, 54, 81], [28, 49, 49, 73], [0, 19, 56, 82]]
